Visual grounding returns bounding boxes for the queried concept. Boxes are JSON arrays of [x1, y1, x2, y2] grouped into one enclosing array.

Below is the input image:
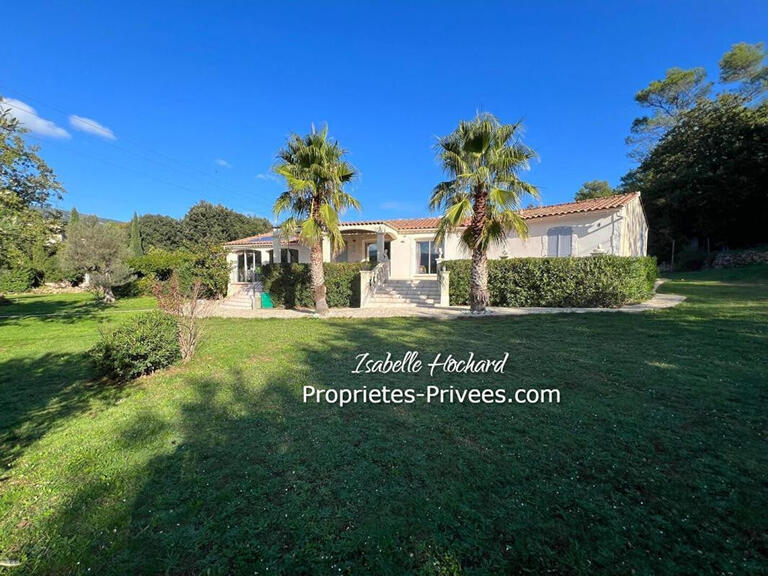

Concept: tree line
[[3, 42, 766, 311], [574, 42, 768, 263], [134, 202, 270, 254], [0, 101, 270, 298]]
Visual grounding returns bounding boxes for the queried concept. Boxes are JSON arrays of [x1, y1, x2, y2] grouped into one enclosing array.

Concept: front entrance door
[[367, 241, 391, 264], [416, 241, 439, 274]]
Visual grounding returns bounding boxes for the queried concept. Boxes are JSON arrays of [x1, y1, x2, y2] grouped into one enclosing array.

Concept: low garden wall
[[441, 256, 657, 308], [710, 248, 768, 269], [260, 262, 368, 308]]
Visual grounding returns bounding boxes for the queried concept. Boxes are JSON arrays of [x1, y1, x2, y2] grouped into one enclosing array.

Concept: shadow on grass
[[0, 351, 126, 471], [7, 266, 768, 573], [22, 301, 768, 575], [0, 294, 110, 326]]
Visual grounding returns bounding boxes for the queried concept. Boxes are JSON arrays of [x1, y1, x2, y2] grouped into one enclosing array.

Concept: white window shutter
[[547, 229, 560, 257]]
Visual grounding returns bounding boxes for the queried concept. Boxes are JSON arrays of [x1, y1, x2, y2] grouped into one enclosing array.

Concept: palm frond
[[272, 124, 360, 248], [431, 112, 538, 252]]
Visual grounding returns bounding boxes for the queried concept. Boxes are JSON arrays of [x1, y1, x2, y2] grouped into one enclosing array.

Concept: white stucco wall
[[389, 232, 447, 279], [492, 210, 622, 258], [620, 197, 648, 256], [226, 200, 648, 285], [436, 209, 623, 262]]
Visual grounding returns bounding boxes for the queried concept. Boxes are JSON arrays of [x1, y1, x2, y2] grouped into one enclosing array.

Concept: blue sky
[[2, 1, 766, 222]]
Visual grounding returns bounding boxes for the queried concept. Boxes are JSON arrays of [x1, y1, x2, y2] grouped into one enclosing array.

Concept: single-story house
[[225, 192, 648, 291]]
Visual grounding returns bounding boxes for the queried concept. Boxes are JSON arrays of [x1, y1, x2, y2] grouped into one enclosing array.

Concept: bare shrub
[[153, 272, 203, 361]]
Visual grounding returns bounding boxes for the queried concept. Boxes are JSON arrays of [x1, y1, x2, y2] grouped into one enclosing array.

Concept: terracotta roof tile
[[381, 192, 639, 230], [225, 192, 640, 244], [517, 191, 639, 220]]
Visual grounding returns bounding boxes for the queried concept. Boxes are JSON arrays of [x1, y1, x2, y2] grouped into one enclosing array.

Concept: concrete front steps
[[222, 283, 263, 310], [366, 278, 440, 308], [222, 293, 255, 310]]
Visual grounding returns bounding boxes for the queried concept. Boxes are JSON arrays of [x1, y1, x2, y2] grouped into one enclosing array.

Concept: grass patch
[[1, 268, 767, 574]]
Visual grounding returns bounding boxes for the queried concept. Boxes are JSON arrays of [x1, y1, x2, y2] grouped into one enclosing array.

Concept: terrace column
[[322, 235, 332, 262], [272, 226, 282, 264], [377, 226, 386, 262]]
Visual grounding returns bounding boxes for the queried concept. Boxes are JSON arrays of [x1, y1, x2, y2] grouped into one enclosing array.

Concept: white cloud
[[256, 173, 278, 182], [1, 98, 70, 139], [215, 158, 231, 168], [69, 115, 116, 140]]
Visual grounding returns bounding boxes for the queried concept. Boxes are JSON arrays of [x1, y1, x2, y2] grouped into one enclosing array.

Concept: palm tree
[[431, 113, 539, 313], [272, 125, 359, 314]]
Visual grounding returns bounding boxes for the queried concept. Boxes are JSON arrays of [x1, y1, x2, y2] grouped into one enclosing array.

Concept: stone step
[[369, 296, 438, 304], [373, 292, 438, 299], [369, 277, 442, 308], [222, 296, 255, 309], [377, 289, 439, 294], [367, 302, 438, 308], [222, 302, 253, 310]]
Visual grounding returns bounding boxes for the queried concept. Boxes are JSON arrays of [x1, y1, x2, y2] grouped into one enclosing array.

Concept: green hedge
[[128, 247, 229, 298], [113, 276, 156, 298], [128, 249, 196, 280], [0, 268, 34, 293], [260, 262, 367, 308], [442, 256, 657, 308]]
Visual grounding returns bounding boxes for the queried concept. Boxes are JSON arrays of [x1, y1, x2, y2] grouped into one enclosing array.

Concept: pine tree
[[129, 212, 143, 257], [69, 207, 80, 225]]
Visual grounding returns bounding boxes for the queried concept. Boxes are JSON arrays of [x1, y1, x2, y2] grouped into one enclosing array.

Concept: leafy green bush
[[260, 262, 365, 308], [113, 276, 155, 298], [0, 268, 34, 293], [442, 256, 657, 308], [128, 249, 196, 281], [178, 246, 230, 298], [91, 311, 181, 380], [129, 246, 228, 298]]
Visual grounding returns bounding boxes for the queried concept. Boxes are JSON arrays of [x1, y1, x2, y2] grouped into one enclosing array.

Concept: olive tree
[[59, 217, 133, 302]]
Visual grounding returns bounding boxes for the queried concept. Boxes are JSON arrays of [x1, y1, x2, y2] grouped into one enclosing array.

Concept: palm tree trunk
[[470, 246, 489, 312], [469, 185, 490, 312], [310, 240, 328, 314]]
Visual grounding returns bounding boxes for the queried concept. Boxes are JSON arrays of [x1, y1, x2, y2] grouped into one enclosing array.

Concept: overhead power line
[[0, 85, 273, 212]]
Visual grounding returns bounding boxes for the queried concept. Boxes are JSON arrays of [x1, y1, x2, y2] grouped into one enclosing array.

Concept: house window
[[237, 253, 246, 282], [281, 248, 299, 263], [547, 227, 573, 257], [416, 240, 439, 274], [237, 251, 261, 282], [367, 241, 391, 264]]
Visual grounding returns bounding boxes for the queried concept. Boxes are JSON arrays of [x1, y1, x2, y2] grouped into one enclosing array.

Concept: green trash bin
[[261, 292, 274, 309]]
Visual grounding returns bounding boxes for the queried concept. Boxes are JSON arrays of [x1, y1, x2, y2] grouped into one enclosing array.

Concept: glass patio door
[[416, 241, 438, 274]]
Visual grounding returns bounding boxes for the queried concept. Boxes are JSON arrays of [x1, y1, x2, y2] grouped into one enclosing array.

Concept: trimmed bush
[[0, 268, 34, 293], [91, 311, 181, 380], [128, 246, 229, 298], [260, 262, 366, 308], [128, 249, 196, 280], [177, 246, 230, 298], [442, 256, 657, 308], [113, 276, 155, 298]]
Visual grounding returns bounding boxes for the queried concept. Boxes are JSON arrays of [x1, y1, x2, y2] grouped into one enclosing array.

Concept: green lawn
[[1, 269, 767, 575]]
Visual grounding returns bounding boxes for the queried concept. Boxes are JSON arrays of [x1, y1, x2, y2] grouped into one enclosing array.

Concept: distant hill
[[60, 210, 124, 225]]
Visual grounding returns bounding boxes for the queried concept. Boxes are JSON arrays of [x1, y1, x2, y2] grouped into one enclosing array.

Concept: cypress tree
[[129, 212, 143, 257]]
